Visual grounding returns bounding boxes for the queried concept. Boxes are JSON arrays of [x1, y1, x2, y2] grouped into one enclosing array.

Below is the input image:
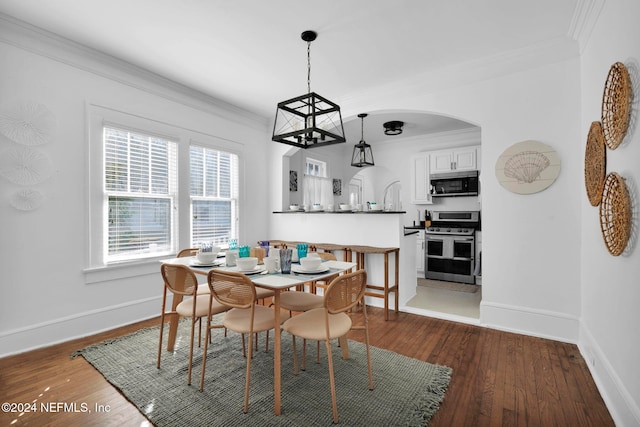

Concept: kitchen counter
[[403, 225, 425, 236], [269, 210, 415, 310]]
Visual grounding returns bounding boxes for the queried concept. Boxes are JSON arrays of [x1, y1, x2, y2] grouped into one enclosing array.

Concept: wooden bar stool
[[348, 245, 399, 321]]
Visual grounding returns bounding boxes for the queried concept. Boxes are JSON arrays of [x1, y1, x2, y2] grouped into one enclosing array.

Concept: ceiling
[[0, 0, 582, 143]]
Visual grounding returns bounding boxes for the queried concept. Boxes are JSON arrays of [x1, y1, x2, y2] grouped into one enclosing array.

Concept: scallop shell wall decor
[[0, 102, 56, 146], [9, 188, 45, 211], [0, 147, 53, 186], [504, 150, 551, 183], [495, 140, 561, 194]]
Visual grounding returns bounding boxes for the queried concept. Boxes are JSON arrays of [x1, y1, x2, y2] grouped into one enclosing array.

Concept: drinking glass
[[279, 248, 292, 274], [239, 245, 250, 258], [297, 243, 308, 260], [259, 240, 270, 257], [225, 250, 238, 267]]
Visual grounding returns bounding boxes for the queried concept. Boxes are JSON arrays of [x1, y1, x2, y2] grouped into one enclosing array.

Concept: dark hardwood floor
[[0, 306, 614, 426]]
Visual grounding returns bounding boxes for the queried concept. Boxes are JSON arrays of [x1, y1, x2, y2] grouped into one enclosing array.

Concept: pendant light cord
[[307, 41, 311, 94]]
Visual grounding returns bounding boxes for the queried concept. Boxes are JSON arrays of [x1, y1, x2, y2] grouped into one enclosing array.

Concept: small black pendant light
[[351, 113, 374, 167], [383, 120, 404, 135], [272, 31, 346, 149]]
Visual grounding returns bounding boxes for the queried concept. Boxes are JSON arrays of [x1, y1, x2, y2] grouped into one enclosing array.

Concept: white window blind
[[104, 127, 177, 261], [190, 145, 238, 247]]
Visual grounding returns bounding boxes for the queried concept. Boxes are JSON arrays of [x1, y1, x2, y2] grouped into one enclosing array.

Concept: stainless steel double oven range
[[425, 211, 480, 284]]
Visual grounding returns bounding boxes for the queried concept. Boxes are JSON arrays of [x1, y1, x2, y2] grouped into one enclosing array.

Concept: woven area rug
[[73, 318, 452, 426]]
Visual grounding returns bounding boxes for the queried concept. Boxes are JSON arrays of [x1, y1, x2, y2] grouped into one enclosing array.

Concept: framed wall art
[[495, 140, 561, 195], [333, 179, 342, 195], [289, 170, 298, 192]]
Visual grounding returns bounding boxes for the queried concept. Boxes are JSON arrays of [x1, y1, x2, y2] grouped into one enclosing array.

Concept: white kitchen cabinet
[[430, 146, 478, 173], [410, 153, 432, 204], [416, 232, 425, 275]]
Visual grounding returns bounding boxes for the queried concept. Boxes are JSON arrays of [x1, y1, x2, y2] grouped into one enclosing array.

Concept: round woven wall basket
[[601, 62, 632, 150], [584, 121, 607, 206], [599, 172, 631, 256]]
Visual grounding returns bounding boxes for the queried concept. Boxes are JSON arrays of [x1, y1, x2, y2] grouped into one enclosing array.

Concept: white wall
[[0, 18, 269, 356], [3, 5, 638, 424], [273, 54, 584, 342], [579, 0, 640, 425], [346, 58, 583, 343]]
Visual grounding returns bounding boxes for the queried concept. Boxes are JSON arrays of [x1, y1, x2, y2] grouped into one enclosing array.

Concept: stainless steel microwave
[[429, 170, 479, 197]]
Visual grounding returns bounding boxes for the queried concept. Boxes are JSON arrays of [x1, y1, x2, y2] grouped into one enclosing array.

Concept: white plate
[[291, 264, 330, 274], [232, 266, 266, 275], [190, 259, 223, 267]]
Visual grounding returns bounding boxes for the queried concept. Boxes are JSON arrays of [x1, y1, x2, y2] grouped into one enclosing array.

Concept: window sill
[[84, 257, 165, 285]]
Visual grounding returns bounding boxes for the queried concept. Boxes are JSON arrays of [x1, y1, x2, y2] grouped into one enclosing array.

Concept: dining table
[[159, 255, 357, 415]]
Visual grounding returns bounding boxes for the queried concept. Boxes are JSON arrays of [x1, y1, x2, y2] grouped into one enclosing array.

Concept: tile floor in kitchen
[[406, 279, 482, 321]]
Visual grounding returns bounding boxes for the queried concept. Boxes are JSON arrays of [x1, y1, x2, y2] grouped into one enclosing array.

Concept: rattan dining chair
[[200, 269, 290, 413], [310, 252, 339, 294], [182, 247, 271, 351], [282, 269, 373, 424], [279, 262, 325, 366], [157, 263, 230, 385], [177, 248, 211, 295], [177, 247, 199, 258], [177, 247, 218, 344]]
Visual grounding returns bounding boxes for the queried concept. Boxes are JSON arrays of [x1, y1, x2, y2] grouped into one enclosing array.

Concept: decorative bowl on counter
[[289, 205, 300, 211]]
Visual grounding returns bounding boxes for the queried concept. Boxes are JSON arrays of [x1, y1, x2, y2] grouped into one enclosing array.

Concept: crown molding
[[0, 13, 269, 130], [568, 0, 606, 53]]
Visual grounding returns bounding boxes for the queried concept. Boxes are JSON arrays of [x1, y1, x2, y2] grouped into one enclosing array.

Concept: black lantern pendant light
[[351, 113, 375, 167], [272, 31, 346, 149]]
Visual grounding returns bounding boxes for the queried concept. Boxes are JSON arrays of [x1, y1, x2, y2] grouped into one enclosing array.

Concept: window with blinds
[[305, 157, 326, 177], [104, 127, 177, 261], [190, 145, 238, 247]]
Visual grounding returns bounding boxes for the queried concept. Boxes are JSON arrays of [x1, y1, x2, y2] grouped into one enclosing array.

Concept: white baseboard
[[0, 296, 161, 358], [579, 324, 640, 427], [401, 305, 481, 326], [480, 300, 579, 343]]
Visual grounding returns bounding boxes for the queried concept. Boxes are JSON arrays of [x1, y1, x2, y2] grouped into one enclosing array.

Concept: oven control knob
[[446, 228, 451, 232]]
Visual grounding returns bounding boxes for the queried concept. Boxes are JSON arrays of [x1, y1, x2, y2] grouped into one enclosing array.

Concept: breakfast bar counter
[[269, 211, 415, 313], [272, 210, 407, 214]]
